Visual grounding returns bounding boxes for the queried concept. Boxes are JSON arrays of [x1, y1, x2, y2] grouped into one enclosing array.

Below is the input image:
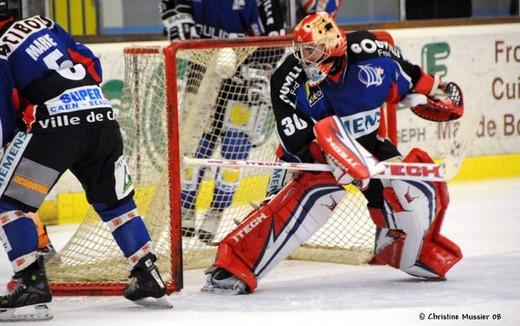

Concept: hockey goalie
[[201, 12, 463, 294]]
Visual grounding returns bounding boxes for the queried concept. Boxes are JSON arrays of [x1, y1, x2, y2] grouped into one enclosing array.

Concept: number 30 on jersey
[[281, 114, 308, 136]]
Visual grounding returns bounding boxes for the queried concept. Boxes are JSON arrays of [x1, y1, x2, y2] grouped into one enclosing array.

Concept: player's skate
[[197, 208, 223, 244], [0, 257, 53, 322], [181, 207, 197, 237], [7, 242, 58, 294], [124, 253, 172, 309], [201, 266, 247, 294]]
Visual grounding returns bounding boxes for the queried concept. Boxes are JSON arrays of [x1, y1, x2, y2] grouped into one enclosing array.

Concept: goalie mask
[[293, 12, 346, 86], [0, 0, 22, 21]]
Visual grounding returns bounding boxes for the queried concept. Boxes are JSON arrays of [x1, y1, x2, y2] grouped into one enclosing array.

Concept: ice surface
[[1, 179, 519, 325]]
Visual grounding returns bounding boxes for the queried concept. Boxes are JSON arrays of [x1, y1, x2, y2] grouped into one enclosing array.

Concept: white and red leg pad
[[371, 148, 462, 279], [213, 171, 345, 292]]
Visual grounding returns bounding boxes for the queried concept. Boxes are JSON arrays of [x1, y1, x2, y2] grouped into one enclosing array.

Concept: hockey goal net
[[46, 33, 396, 295]]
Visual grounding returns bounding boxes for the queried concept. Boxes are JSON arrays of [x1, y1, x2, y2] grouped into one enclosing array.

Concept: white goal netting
[[46, 36, 398, 293]]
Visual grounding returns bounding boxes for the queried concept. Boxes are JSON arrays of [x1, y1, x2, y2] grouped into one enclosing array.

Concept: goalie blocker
[[204, 116, 462, 293]]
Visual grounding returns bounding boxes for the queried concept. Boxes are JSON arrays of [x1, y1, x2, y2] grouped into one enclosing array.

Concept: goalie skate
[[124, 254, 173, 309], [201, 267, 247, 295]]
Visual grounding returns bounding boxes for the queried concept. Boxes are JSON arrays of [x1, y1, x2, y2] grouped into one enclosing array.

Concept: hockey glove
[[308, 140, 355, 184], [313, 116, 373, 189], [407, 72, 464, 122], [163, 12, 199, 40], [409, 82, 464, 122]]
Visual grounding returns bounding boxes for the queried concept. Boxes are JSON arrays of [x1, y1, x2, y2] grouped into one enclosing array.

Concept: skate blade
[[200, 284, 245, 295], [0, 303, 53, 321], [131, 295, 173, 309]]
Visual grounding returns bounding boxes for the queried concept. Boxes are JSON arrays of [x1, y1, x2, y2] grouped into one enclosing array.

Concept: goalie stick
[[183, 157, 447, 182]]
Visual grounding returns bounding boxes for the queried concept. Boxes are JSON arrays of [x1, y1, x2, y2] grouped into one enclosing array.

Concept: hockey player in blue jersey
[[0, 61, 16, 149], [202, 12, 464, 294], [0, 1, 171, 320], [160, 0, 282, 39], [160, 0, 285, 243]]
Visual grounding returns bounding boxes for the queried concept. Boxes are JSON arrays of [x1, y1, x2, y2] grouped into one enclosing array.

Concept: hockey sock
[[93, 199, 151, 259], [0, 201, 39, 272]]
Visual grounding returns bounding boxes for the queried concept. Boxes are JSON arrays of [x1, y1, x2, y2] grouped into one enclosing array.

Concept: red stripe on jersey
[[11, 88, 20, 111], [67, 49, 101, 83]]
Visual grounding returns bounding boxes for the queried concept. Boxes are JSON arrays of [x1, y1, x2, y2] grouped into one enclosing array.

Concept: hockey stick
[[183, 157, 446, 182]]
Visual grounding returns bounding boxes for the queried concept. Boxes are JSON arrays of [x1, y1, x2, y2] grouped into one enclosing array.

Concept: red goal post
[[46, 31, 397, 296]]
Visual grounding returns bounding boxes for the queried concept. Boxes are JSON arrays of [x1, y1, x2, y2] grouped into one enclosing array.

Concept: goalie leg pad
[[374, 148, 462, 279], [0, 202, 39, 272], [213, 171, 345, 292], [93, 199, 152, 265]]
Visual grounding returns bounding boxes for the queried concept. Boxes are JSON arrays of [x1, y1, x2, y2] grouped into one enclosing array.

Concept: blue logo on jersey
[[59, 87, 103, 104], [357, 64, 384, 88], [45, 86, 110, 115]]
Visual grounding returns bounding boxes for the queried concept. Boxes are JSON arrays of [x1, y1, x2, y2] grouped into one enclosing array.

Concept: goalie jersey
[[270, 30, 425, 163]]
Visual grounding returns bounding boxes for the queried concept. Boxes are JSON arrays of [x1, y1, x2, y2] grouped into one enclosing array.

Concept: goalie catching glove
[[403, 73, 464, 122]]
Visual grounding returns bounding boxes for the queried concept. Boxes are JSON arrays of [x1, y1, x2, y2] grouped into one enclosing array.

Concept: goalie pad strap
[[214, 171, 345, 292]]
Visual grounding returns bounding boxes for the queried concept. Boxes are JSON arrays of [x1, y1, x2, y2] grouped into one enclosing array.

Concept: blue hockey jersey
[[0, 16, 102, 103], [270, 31, 424, 163], [0, 58, 17, 146], [161, 0, 266, 38], [0, 16, 113, 133]]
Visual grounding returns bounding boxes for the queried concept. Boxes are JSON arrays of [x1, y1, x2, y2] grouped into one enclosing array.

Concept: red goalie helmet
[[293, 12, 347, 86]]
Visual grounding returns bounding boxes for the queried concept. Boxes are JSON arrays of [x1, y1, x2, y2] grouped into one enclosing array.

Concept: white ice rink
[[1, 178, 519, 326]]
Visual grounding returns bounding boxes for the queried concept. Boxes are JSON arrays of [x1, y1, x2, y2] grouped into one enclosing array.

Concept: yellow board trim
[[38, 154, 520, 225], [54, 0, 69, 31], [84, 0, 98, 35], [451, 153, 520, 182], [69, 0, 84, 36], [50, 0, 98, 36]]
